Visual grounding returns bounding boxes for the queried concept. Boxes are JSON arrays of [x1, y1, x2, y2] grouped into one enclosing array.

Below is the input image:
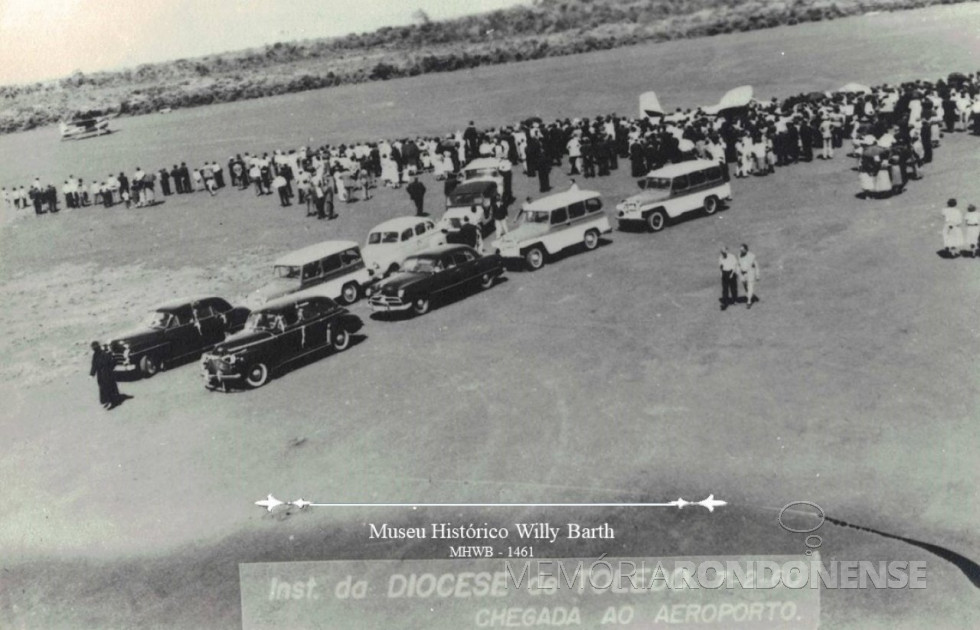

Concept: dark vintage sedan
[[201, 294, 363, 390], [108, 296, 250, 377], [368, 244, 504, 316]]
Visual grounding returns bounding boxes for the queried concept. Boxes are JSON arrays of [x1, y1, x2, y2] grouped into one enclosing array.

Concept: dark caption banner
[[240, 555, 820, 629]]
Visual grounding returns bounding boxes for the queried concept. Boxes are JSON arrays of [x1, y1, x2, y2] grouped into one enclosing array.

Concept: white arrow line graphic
[[256, 495, 727, 512]]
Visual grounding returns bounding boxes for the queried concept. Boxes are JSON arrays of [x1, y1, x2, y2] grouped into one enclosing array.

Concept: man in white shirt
[[719, 246, 739, 310], [738, 244, 760, 309]]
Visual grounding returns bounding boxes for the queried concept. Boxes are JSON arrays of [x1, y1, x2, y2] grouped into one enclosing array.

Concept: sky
[[0, 0, 526, 85]]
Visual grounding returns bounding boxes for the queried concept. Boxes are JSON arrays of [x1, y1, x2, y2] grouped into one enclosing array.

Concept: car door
[[547, 206, 574, 252], [166, 307, 204, 359], [194, 303, 226, 348], [272, 306, 306, 364]]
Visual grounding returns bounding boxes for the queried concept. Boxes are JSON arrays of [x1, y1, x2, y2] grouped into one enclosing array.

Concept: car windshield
[[465, 168, 498, 180], [644, 177, 671, 190], [520, 210, 550, 224], [368, 231, 400, 244], [403, 257, 442, 274], [274, 265, 302, 279], [142, 311, 171, 329], [244, 312, 278, 332]]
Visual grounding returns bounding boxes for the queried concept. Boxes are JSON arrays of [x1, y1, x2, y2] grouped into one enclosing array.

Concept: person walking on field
[[963, 204, 979, 258], [738, 244, 760, 308], [407, 176, 426, 216], [718, 246, 740, 310], [942, 198, 964, 257], [90, 342, 121, 410]]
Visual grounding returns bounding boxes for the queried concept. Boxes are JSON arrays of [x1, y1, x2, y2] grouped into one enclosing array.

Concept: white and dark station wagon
[[615, 159, 732, 232], [247, 240, 373, 307], [491, 188, 611, 271]]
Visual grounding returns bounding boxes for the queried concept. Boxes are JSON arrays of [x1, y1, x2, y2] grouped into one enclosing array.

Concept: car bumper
[[369, 296, 413, 312]]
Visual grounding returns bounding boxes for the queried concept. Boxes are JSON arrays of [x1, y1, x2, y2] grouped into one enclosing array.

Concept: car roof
[[156, 296, 226, 312], [645, 159, 721, 179], [257, 294, 337, 312], [368, 216, 431, 233], [524, 189, 602, 212], [464, 157, 508, 170], [274, 240, 360, 266]]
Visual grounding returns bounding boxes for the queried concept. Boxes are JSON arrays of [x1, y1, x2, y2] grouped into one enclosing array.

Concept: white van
[[491, 188, 610, 271], [615, 159, 732, 232]]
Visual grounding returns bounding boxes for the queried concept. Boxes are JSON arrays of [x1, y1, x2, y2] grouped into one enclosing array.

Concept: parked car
[[491, 188, 610, 271], [615, 159, 732, 232], [363, 216, 445, 277], [369, 244, 504, 316], [247, 240, 373, 307], [440, 180, 499, 238], [201, 295, 363, 390], [108, 296, 249, 377], [460, 156, 512, 202]]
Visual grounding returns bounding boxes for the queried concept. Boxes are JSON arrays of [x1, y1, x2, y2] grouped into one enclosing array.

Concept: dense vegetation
[[0, 0, 970, 134]]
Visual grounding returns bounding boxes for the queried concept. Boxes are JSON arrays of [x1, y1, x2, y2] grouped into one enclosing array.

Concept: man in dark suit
[[406, 177, 426, 216]]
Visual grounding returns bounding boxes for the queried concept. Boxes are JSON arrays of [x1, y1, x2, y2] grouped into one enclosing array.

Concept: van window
[[321, 255, 342, 274], [585, 197, 603, 213], [401, 228, 413, 241], [414, 223, 427, 236], [551, 208, 568, 225], [672, 175, 689, 192], [706, 166, 722, 182], [340, 249, 362, 266], [302, 261, 320, 280], [567, 202, 586, 219], [689, 170, 706, 187]]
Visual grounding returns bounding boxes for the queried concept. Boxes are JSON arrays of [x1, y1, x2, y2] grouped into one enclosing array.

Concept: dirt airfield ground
[[1, 4, 979, 629]]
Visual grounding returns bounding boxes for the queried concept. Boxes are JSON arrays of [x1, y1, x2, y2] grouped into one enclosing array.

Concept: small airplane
[[254, 494, 284, 512]]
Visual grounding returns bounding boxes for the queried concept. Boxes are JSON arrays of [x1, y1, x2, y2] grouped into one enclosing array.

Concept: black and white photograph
[[0, 0, 977, 628]]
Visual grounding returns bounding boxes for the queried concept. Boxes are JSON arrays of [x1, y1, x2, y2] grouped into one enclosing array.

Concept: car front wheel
[[139, 354, 160, 378], [646, 209, 667, 232], [480, 273, 495, 289], [524, 246, 545, 271], [704, 195, 719, 215], [244, 363, 270, 388], [412, 297, 431, 316], [583, 229, 600, 250], [332, 328, 351, 351], [340, 282, 360, 305]]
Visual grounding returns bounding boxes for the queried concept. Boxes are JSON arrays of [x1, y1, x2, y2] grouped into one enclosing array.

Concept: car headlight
[[222, 354, 240, 365], [397, 289, 405, 298]]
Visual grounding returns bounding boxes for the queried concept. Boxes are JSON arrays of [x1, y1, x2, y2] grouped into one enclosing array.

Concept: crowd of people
[[4, 72, 980, 257]]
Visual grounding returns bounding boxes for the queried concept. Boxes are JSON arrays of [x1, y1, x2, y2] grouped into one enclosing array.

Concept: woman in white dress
[[333, 169, 347, 202], [380, 155, 399, 188], [942, 199, 964, 257]]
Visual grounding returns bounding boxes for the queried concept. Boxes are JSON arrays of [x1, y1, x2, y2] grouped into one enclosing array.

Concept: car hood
[[621, 189, 671, 205], [210, 330, 274, 355], [496, 222, 549, 244], [110, 328, 163, 348], [377, 272, 428, 294]]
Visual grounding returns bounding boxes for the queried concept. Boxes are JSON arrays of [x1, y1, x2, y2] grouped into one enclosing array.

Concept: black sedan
[[368, 244, 504, 316], [201, 294, 363, 390], [108, 296, 249, 377]]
